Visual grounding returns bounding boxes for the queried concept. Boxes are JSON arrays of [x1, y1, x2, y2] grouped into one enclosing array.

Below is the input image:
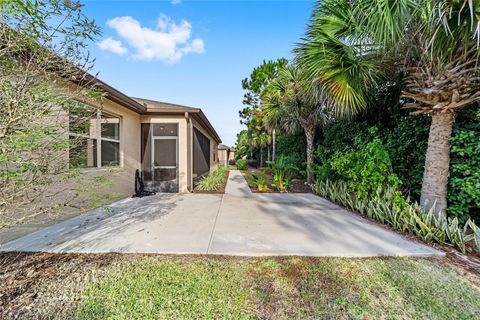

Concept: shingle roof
[[131, 97, 221, 144], [82, 76, 221, 143], [132, 97, 200, 113]]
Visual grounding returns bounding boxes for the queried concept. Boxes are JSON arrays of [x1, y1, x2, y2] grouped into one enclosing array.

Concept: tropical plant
[[329, 138, 401, 198], [236, 159, 248, 171], [234, 130, 250, 159], [250, 132, 272, 167], [263, 64, 331, 184], [313, 180, 480, 253], [239, 59, 288, 162], [448, 106, 480, 222], [251, 171, 269, 191], [195, 166, 227, 191], [268, 155, 297, 192], [297, 0, 480, 216], [276, 132, 307, 174]]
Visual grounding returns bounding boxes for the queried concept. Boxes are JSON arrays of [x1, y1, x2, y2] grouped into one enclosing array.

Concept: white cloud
[[171, 0, 181, 4], [104, 14, 204, 63], [97, 37, 128, 55]]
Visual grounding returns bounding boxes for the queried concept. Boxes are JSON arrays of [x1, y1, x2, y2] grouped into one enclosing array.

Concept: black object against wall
[[133, 169, 156, 198]]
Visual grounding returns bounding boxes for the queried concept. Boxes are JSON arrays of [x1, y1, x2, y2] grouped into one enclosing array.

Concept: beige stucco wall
[[74, 99, 218, 195], [141, 115, 189, 193], [218, 149, 228, 166], [79, 97, 142, 197]]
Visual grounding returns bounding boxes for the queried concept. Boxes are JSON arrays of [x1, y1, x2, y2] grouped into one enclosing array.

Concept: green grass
[[77, 257, 480, 319]]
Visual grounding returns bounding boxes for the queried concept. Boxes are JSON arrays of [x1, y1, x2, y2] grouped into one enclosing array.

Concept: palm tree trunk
[[260, 147, 263, 168], [420, 111, 456, 217], [267, 147, 270, 162], [304, 124, 315, 185], [272, 129, 276, 161]]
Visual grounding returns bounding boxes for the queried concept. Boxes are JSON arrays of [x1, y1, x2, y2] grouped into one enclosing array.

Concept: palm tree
[[249, 131, 271, 167], [297, 0, 480, 216], [263, 64, 331, 185]]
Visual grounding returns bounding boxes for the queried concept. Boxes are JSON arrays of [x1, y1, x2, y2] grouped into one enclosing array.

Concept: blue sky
[[83, 0, 314, 146]]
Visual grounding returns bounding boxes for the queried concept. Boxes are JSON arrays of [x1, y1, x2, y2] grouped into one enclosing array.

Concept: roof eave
[[82, 73, 147, 113], [192, 110, 222, 144]]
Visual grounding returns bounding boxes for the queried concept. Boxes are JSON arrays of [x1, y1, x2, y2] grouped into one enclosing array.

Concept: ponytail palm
[[297, 0, 480, 216]]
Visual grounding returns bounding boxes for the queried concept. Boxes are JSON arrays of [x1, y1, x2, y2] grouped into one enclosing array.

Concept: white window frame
[[69, 106, 122, 169]]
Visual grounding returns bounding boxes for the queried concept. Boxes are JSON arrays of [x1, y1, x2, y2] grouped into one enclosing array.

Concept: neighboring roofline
[[218, 144, 230, 150]]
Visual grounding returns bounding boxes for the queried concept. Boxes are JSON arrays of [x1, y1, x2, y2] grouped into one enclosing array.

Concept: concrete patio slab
[[0, 170, 444, 257], [208, 193, 439, 257], [0, 193, 222, 254]]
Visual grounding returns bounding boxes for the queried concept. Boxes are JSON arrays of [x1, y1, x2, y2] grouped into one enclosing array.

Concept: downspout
[[186, 112, 192, 192]]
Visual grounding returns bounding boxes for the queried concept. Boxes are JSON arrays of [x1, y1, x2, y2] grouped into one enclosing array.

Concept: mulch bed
[[435, 244, 480, 278], [242, 169, 312, 193]]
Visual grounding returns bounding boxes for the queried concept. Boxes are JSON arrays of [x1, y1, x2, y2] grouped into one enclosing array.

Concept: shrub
[[251, 171, 269, 191], [276, 133, 307, 173], [236, 159, 248, 170], [328, 138, 401, 198], [448, 107, 480, 223], [313, 180, 480, 253], [270, 155, 297, 192], [383, 115, 430, 199], [195, 166, 227, 191]]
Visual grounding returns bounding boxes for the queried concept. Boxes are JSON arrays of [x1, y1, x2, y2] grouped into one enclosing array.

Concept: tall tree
[[239, 58, 288, 161], [297, 0, 480, 215], [250, 132, 271, 167], [264, 64, 331, 185]]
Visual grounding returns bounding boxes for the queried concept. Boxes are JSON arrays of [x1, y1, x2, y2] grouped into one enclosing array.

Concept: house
[[217, 144, 234, 166], [70, 75, 221, 195], [228, 147, 235, 162]]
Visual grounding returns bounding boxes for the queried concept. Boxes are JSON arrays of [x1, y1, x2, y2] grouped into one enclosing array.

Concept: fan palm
[[250, 131, 271, 167], [263, 64, 331, 184], [297, 0, 480, 216]]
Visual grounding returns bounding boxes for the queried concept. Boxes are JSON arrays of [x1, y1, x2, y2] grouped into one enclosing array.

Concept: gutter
[[186, 112, 193, 192]]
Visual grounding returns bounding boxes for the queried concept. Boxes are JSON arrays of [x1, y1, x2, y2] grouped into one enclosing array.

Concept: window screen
[[154, 139, 176, 167], [193, 127, 210, 176]]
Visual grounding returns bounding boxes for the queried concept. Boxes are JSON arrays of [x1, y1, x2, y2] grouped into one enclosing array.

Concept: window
[[68, 102, 121, 168], [100, 112, 120, 167]]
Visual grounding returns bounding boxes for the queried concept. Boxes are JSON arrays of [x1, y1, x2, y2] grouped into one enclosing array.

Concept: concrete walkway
[[0, 170, 443, 257]]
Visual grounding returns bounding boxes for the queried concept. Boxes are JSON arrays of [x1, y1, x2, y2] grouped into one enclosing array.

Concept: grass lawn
[[2, 253, 479, 319]]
